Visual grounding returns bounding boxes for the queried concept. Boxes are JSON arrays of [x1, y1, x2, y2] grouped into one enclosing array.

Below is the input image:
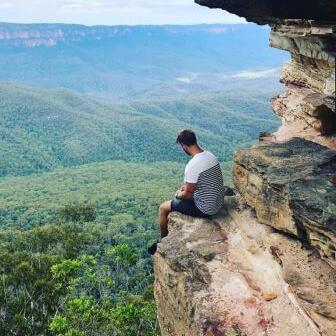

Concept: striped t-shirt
[[184, 150, 225, 215]]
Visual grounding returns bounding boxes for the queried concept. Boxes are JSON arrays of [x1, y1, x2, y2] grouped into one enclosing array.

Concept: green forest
[[0, 82, 279, 177], [0, 158, 232, 335], [0, 81, 278, 335], [0, 160, 185, 335]]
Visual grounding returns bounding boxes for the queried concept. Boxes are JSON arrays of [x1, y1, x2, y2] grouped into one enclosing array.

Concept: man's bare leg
[[158, 200, 172, 239], [148, 200, 172, 255]]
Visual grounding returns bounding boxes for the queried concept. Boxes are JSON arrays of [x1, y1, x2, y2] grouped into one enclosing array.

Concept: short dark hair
[[176, 129, 197, 146]]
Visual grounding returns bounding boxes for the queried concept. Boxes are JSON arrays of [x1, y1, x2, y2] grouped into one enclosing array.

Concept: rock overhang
[[195, 0, 336, 23]]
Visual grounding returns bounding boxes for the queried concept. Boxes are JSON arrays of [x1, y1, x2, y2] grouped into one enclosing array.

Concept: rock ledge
[[154, 198, 336, 336]]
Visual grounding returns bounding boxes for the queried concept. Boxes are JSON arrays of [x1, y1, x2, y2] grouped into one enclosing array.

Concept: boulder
[[233, 138, 336, 262]]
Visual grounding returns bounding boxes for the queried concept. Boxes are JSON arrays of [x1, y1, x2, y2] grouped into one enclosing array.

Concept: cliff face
[[0, 23, 257, 48], [0, 24, 134, 47], [269, 21, 335, 148], [154, 1, 336, 335], [155, 199, 336, 336]]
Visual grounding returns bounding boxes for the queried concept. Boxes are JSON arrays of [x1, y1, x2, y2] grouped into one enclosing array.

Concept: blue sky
[[0, 0, 245, 25]]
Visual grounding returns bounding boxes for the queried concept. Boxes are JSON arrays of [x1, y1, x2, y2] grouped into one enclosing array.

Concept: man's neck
[[190, 146, 204, 157]]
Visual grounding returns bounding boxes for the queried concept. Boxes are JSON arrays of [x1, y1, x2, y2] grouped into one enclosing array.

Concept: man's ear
[[181, 144, 190, 155]]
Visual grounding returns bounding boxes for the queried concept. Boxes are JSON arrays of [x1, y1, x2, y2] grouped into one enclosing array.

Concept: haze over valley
[[0, 23, 287, 100]]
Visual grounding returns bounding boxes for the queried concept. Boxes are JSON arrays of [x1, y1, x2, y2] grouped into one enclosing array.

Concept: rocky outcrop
[[233, 138, 336, 263], [269, 21, 336, 148], [154, 199, 336, 336], [154, 1, 336, 335]]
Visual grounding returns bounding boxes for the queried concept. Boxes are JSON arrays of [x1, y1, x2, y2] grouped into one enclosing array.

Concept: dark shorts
[[171, 197, 211, 219]]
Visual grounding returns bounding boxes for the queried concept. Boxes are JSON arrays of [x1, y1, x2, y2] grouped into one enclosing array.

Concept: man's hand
[[175, 182, 196, 200], [175, 184, 185, 198]]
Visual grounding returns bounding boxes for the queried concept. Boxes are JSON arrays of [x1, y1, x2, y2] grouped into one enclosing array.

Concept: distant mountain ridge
[[0, 23, 250, 47], [0, 22, 288, 99]]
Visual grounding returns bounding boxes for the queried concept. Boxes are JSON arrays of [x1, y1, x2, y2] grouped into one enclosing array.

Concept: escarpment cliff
[[154, 1, 336, 335]]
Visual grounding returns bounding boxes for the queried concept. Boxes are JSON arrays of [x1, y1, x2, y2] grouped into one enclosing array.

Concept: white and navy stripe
[[193, 163, 225, 215]]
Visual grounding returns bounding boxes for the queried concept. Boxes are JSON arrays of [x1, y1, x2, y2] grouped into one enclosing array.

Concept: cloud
[[176, 77, 192, 84], [58, 0, 200, 9], [0, 0, 245, 25], [0, 2, 14, 9], [56, 0, 224, 11], [58, 0, 105, 10], [227, 68, 279, 80]]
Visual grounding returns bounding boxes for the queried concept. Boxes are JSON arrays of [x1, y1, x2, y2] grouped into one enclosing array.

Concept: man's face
[[181, 144, 191, 156]]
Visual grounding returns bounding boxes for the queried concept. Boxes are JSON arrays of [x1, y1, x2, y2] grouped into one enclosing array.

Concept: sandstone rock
[[270, 21, 335, 38], [280, 55, 334, 96], [154, 197, 336, 336], [270, 88, 336, 148], [233, 138, 336, 262], [270, 33, 335, 65], [261, 292, 278, 301], [268, 20, 336, 146]]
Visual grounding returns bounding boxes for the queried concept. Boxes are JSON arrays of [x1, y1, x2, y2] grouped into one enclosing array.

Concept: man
[[148, 129, 225, 255]]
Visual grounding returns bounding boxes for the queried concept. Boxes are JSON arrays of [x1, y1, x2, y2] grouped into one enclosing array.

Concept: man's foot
[[147, 242, 158, 255]]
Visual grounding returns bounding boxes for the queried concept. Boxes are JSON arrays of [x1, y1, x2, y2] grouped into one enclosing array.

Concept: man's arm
[[176, 182, 196, 200]]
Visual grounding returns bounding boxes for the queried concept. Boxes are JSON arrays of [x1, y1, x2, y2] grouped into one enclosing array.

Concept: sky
[[0, 0, 245, 26]]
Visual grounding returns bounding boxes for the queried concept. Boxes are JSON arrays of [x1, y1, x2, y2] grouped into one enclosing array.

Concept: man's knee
[[159, 200, 171, 214]]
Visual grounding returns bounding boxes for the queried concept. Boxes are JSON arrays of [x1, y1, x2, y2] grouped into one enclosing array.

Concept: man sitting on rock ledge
[[148, 129, 225, 255]]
